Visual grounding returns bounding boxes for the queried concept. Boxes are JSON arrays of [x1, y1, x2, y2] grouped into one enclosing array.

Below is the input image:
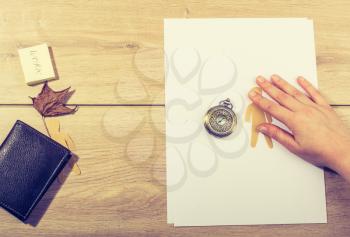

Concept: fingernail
[[256, 76, 265, 83], [271, 75, 280, 82], [249, 91, 257, 97], [257, 126, 267, 133], [297, 76, 305, 82]]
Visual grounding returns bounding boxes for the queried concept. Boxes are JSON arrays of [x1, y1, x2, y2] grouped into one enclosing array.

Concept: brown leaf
[[30, 82, 78, 117]]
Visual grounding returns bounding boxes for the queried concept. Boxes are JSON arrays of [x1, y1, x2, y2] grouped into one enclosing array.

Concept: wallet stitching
[[24, 153, 70, 219], [18, 122, 71, 218], [0, 121, 70, 219], [0, 201, 27, 219], [0, 155, 69, 219], [18, 121, 68, 155]]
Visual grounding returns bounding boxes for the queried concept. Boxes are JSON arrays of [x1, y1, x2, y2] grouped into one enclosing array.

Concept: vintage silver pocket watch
[[204, 98, 237, 138]]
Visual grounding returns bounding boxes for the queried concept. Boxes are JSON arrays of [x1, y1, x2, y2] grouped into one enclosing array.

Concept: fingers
[[297, 76, 330, 107], [270, 74, 314, 106], [248, 89, 293, 125], [257, 123, 300, 154], [256, 76, 302, 111]]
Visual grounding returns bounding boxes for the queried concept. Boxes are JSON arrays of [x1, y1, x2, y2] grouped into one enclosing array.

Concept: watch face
[[204, 104, 237, 138]]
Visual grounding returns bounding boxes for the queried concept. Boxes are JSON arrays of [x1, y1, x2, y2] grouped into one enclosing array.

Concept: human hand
[[248, 74, 350, 182]]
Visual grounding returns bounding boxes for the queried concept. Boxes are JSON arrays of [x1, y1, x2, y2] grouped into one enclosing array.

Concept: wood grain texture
[[1, 0, 350, 104], [0, 106, 349, 237], [1, 1, 350, 236]]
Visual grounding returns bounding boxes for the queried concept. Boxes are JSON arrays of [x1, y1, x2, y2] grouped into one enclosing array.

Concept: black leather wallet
[[0, 120, 71, 222]]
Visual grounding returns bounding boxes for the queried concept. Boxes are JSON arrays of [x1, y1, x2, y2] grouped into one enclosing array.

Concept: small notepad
[[18, 43, 57, 85]]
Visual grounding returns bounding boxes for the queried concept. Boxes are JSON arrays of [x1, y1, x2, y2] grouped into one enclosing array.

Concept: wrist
[[330, 150, 350, 183]]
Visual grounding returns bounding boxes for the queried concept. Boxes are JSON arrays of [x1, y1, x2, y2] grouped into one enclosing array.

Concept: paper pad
[[164, 18, 327, 226]]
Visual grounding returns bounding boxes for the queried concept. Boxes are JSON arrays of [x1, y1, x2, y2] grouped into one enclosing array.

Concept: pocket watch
[[204, 98, 237, 138]]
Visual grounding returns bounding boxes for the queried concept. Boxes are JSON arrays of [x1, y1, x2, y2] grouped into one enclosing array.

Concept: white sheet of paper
[[165, 18, 327, 226]]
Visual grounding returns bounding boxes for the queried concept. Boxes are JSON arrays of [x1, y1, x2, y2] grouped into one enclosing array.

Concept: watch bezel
[[204, 104, 237, 138]]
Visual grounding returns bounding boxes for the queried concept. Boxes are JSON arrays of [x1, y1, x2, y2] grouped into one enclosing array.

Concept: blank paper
[[164, 18, 327, 226]]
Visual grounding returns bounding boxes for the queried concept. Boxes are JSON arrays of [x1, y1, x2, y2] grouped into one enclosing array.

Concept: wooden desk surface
[[1, 1, 350, 236]]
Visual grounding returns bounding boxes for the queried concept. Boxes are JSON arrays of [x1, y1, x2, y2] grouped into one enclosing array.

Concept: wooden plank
[[1, 0, 350, 105], [0, 106, 350, 236]]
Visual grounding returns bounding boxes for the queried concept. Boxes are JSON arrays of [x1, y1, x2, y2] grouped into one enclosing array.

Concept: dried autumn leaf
[[30, 82, 78, 117]]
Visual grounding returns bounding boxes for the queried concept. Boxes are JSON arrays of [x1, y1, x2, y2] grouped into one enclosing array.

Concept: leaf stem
[[42, 116, 51, 137]]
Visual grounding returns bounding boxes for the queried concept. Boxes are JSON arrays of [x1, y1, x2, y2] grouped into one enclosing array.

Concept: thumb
[[257, 123, 300, 153]]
